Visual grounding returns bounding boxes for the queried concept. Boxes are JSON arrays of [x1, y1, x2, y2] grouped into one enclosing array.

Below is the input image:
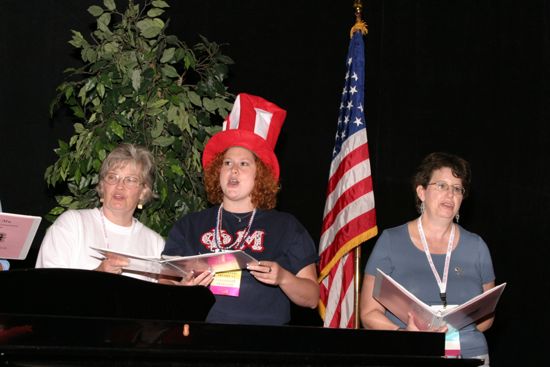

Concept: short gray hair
[[97, 143, 156, 204]]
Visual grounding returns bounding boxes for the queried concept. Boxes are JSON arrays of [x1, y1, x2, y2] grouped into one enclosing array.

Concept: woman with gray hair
[[36, 143, 164, 281]]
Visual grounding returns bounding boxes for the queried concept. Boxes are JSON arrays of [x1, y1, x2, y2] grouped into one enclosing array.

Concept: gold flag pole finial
[[350, 0, 368, 38]]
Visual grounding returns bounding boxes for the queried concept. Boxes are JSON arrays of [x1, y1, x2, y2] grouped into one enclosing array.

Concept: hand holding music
[[248, 260, 284, 286], [95, 254, 129, 275], [402, 312, 448, 333], [159, 270, 215, 287]]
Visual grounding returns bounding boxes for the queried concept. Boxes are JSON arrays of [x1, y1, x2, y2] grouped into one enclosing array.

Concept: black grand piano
[[0, 269, 482, 366]]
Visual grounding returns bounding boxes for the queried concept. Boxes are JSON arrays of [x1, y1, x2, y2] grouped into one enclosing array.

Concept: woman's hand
[[400, 312, 419, 331], [159, 270, 215, 287], [247, 261, 281, 285], [182, 270, 215, 286], [95, 254, 129, 274], [248, 261, 319, 308], [401, 313, 447, 333]]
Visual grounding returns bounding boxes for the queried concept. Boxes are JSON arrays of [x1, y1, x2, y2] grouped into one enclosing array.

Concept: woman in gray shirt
[[360, 152, 496, 365]]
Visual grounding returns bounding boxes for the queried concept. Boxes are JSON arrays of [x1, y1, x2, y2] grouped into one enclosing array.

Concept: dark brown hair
[[204, 150, 279, 209], [412, 152, 471, 209]]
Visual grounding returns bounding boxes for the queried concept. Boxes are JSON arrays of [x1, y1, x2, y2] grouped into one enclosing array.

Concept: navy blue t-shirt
[[164, 205, 318, 325]]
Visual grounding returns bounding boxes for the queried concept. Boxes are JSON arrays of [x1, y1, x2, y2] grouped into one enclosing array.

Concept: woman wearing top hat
[[163, 93, 320, 325]]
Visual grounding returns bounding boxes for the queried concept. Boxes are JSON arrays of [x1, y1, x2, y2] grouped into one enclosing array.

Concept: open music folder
[[0, 212, 42, 260], [91, 247, 259, 278], [373, 268, 506, 330]]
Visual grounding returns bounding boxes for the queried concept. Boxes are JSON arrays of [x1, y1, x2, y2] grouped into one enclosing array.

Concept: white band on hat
[[227, 95, 241, 130], [254, 108, 273, 140]]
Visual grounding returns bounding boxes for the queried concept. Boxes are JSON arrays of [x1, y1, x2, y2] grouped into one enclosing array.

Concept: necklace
[[214, 204, 256, 252], [99, 208, 110, 249], [227, 210, 252, 223], [417, 215, 455, 308]]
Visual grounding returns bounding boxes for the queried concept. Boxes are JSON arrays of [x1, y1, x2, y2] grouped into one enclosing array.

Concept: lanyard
[[417, 216, 455, 308]]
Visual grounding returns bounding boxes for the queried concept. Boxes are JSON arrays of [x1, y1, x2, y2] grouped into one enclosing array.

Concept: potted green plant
[[45, 0, 234, 236]]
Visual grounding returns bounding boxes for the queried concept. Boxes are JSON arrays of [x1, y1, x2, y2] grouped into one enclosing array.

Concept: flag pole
[[319, 0, 376, 328], [351, 0, 368, 330]]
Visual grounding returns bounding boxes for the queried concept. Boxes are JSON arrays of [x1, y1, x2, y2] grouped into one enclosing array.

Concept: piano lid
[[0, 268, 215, 322]]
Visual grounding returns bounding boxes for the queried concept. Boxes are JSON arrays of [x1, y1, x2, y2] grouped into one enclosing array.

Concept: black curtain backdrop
[[1, 1, 548, 366]]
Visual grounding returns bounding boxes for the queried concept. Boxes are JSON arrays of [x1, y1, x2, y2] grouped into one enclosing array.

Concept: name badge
[[430, 305, 461, 357], [209, 270, 242, 297], [444, 326, 461, 357]]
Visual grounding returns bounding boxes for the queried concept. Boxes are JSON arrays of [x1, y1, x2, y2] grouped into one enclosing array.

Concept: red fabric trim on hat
[[202, 130, 280, 180]]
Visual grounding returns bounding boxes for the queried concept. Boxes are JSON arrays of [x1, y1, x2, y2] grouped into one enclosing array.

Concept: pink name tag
[[209, 270, 242, 297]]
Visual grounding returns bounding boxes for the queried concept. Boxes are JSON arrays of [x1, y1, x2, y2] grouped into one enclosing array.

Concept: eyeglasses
[[103, 173, 142, 189], [428, 181, 465, 196]]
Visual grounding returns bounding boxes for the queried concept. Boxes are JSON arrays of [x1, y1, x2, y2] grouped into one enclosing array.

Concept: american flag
[[318, 30, 378, 328]]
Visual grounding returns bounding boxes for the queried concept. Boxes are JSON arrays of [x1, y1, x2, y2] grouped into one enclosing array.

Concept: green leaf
[[82, 47, 97, 63], [131, 69, 141, 91], [57, 196, 74, 206], [151, 119, 164, 138], [165, 35, 179, 45], [98, 13, 112, 29], [103, 41, 118, 55], [97, 148, 107, 161], [69, 30, 87, 48], [160, 184, 168, 202], [183, 52, 196, 69], [109, 121, 124, 139], [71, 105, 85, 119], [147, 8, 165, 17], [88, 5, 104, 17], [152, 0, 170, 8], [49, 206, 66, 216], [161, 65, 179, 78], [136, 18, 164, 39], [160, 47, 175, 63], [64, 85, 74, 100], [146, 108, 164, 117], [152, 136, 175, 147], [93, 159, 102, 171], [103, 0, 116, 11], [170, 164, 184, 176], [97, 83, 106, 98], [148, 99, 169, 109], [74, 123, 85, 134], [178, 109, 191, 133], [203, 98, 217, 113], [187, 91, 202, 107]]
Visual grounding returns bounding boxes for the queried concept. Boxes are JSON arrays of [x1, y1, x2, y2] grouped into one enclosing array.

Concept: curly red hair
[[204, 150, 279, 209]]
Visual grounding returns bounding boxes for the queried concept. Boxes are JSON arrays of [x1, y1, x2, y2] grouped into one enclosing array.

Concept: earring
[[100, 198, 104, 203], [137, 203, 143, 210], [455, 213, 460, 223], [419, 201, 425, 214]]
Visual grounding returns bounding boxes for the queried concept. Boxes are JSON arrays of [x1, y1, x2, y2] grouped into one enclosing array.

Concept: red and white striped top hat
[[202, 93, 287, 180]]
